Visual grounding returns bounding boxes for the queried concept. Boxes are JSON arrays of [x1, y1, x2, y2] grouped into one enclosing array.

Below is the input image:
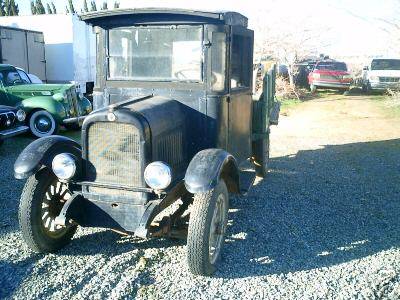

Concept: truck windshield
[[108, 26, 203, 82], [315, 62, 347, 71], [371, 59, 400, 70]]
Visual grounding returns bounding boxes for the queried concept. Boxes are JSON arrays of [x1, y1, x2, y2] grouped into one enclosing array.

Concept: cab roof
[[0, 64, 16, 71], [80, 8, 248, 28]]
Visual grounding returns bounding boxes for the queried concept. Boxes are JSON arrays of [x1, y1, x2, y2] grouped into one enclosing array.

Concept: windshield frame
[[106, 25, 205, 83]]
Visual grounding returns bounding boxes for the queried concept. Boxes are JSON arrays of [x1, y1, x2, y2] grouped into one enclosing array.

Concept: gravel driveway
[[1, 94, 400, 299]]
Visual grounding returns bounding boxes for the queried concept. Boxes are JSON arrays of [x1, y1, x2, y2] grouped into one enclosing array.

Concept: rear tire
[[187, 180, 229, 276], [18, 168, 77, 253]]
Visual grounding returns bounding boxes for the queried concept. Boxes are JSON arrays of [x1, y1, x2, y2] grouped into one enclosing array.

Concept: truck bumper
[[63, 116, 87, 125], [370, 82, 400, 91], [313, 81, 351, 89], [0, 125, 29, 140]]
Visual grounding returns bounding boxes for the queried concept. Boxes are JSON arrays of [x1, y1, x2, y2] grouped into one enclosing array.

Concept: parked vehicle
[[14, 9, 280, 276], [308, 60, 352, 92], [0, 64, 92, 137], [0, 25, 46, 82], [0, 14, 96, 94], [362, 58, 400, 92], [0, 104, 28, 145]]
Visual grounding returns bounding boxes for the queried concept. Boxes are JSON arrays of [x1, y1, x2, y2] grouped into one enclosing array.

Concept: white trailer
[[0, 14, 96, 94]]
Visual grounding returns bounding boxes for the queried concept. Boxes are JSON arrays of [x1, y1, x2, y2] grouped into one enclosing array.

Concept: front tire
[[18, 168, 77, 253], [29, 110, 59, 138], [187, 180, 229, 276]]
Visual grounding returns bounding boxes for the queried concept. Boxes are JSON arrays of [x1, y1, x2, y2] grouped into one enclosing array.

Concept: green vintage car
[[0, 64, 92, 137]]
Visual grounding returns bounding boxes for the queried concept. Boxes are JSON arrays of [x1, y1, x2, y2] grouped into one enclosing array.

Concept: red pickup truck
[[308, 60, 352, 92]]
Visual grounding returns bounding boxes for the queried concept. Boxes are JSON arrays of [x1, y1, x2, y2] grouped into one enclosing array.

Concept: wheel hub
[[41, 181, 71, 236], [36, 117, 51, 133]]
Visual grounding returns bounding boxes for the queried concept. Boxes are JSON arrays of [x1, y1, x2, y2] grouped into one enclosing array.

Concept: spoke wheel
[[19, 168, 77, 253], [208, 194, 227, 265], [40, 180, 72, 238], [187, 180, 229, 276]]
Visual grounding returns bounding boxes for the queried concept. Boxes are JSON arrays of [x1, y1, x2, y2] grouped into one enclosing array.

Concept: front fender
[[184, 149, 240, 194], [19, 97, 67, 123], [14, 135, 82, 179], [79, 96, 93, 115]]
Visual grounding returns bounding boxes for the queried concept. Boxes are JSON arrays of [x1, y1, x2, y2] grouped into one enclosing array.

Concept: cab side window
[[230, 34, 252, 89]]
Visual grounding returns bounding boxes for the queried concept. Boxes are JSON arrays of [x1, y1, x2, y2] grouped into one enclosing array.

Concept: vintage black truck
[[14, 9, 279, 276]]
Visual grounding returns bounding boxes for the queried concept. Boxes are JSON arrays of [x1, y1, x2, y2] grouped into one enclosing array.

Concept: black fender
[[14, 135, 82, 179], [184, 149, 240, 194]]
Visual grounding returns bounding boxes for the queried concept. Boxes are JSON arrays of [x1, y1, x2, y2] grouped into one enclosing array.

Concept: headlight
[[16, 109, 26, 122], [369, 76, 379, 82], [144, 161, 172, 190], [52, 153, 76, 180]]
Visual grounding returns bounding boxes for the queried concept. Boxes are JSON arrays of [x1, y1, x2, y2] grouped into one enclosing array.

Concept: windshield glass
[[371, 59, 400, 70], [0, 69, 24, 87], [315, 62, 347, 71], [108, 26, 203, 81]]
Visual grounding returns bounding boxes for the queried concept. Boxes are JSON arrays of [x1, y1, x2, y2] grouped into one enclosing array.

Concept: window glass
[[371, 59, 400, 70], [315, 62, 347, 71], [108, 26, 203, 81], [0, 70, 23, 86], [231, 34, 252, 89], [211, 32, 226, 92], [17, 70, 31, 83]]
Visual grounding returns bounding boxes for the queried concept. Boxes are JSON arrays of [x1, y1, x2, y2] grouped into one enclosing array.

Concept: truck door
[[227, 26, 254, 164], [26, 31, 46, 82], [0, 27, 28, 71]]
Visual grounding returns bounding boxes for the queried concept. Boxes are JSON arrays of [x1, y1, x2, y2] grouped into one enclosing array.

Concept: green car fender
[[79, 96, 93, 114], [18, 97, 67, 124]]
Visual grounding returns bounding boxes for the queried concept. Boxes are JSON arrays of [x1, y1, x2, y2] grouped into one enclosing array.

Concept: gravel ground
[[1, 94, 400, 299]]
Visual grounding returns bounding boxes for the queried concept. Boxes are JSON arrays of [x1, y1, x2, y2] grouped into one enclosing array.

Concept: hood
[[6, 83, 74, 95], [368, 70, 400, 77], [0, 105, 17, 113]]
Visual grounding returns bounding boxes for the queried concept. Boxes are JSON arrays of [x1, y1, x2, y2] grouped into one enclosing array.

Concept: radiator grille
[[379, 77, 400, 83], [320, 74, 339, 80], [87, 122, 142, 196]]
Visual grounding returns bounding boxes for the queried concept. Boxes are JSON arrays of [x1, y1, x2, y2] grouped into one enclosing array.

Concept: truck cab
[[14, 9, 279, 276]]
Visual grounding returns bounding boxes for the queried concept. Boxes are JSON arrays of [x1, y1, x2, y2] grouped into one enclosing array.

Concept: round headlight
[[16, 109, 26, 122], [144, 162, 172, 190], [52, 153, 76, 180]]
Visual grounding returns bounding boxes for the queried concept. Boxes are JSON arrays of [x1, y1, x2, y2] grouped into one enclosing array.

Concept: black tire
[[18, 168, 77, 253], [252, 131, 270, 178], [187, 180, 229, 276], [29, 110, 59, 138]]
